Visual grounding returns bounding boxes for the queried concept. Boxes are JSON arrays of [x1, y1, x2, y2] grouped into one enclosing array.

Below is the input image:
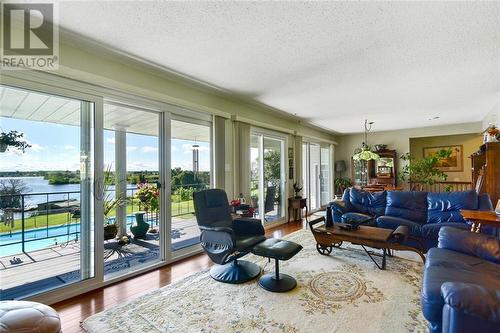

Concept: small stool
[[0, 300, 61, 333], [252, 238, 303, 292]]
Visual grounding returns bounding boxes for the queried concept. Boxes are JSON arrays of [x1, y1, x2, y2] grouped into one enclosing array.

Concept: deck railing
[[0, 183, 209, 254]]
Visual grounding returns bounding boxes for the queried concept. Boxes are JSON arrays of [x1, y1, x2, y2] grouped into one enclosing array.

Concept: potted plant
[[399, 149, 452, 191], [132, 182, 159, 238], [0, 131, 31, 153], [102, 165, 129, 240], [334, 177, 352, 194]]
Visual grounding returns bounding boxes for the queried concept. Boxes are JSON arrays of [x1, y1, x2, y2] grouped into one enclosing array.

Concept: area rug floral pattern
[[82, 230, 428, 332]]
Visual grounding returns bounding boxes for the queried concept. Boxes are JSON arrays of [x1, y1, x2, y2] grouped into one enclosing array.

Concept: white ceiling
[[57, 1, 500, 134]]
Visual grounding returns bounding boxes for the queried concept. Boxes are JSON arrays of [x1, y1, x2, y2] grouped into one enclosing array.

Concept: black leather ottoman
[[252, 238, 303, 292]]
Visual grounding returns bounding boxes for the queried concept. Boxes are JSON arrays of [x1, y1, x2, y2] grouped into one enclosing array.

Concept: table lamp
[[335, 160, 346, 177]]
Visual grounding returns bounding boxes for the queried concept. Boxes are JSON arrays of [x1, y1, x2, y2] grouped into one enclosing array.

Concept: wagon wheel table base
[[308, 217, 425, 270]]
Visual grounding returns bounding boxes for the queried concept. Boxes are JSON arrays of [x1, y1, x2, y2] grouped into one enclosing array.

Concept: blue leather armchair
[[327, 188, 494, 251], [422, 227, 500, 333]]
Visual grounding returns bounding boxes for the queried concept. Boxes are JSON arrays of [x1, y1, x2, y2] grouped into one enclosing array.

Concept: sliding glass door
[[302, 141, 332, 211], [250, 131, 286, 225], [170, 118, 212, 253], [320, 146, 331, 206], [0, 85, 95, 299], [103, 103, 162, 280]]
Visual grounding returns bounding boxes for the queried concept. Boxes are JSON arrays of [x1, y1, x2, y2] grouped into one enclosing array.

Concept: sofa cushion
[[385, 191, 428, 223], [421, 223, 469, 245], [348, 187, 387, 217], [421, 248, 500, 326], [427, 190, 478, 224], [377, 216, 422, 238]]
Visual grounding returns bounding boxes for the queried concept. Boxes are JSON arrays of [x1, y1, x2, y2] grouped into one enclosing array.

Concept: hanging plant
[[0, 131, 31, 153]]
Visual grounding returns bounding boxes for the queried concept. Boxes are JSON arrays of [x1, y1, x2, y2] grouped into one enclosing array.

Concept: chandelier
[[352, 120, 380, 161]]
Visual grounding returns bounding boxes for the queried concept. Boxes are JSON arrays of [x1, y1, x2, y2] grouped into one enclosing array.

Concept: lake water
[[0, 176, 82, 206], [0, 176, 135, 206]]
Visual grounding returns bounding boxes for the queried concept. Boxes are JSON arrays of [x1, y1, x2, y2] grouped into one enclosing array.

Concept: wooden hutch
[[352, 148, 398, 188], [470, 142, 500, 206]]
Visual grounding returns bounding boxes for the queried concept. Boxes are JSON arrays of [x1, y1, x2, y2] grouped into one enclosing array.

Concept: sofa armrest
[[330, 200, 350, 215], [232, 218, 265, 236], [441, 282, 500, 330], [438, 227, 500, 264]]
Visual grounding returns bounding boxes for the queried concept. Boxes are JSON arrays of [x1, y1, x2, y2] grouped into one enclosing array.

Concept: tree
[[263, 150, 281, 181], [0, 178, 30, 209], [399, 149, 452, 191]]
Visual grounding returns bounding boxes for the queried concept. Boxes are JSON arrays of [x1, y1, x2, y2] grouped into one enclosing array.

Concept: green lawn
[[0, 199, 195, 233]]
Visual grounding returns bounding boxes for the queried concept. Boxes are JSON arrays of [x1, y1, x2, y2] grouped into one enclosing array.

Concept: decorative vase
[[0, 142, 7, 153], [130, 212, 150, 239]]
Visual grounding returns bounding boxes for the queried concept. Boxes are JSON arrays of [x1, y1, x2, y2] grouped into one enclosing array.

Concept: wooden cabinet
[[471, 142, 500, 205], [351, 149, 398, 187]]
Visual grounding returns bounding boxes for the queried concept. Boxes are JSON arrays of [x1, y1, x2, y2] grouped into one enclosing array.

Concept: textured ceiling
[[57, 1, 500, 133]]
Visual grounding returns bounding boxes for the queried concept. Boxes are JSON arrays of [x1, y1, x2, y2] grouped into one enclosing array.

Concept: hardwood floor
[[52, 221, 305, 333]]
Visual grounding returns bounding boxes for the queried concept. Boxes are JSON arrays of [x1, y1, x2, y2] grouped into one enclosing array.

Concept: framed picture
[[288, 147, 294, 159], [423, 145, 463, 172]]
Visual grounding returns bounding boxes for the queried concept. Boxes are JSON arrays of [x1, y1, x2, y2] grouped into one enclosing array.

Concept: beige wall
[[335, 122, 483, 185], [409, 134, 483, 182]]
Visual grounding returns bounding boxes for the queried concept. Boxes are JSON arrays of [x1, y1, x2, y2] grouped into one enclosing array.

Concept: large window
[[0, 85, 95, 299], [0, 79, 216, 301]]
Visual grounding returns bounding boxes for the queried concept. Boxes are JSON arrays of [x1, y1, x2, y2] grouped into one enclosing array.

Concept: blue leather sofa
[[422, 227, 500, 333], [327, 188, 493, 251]]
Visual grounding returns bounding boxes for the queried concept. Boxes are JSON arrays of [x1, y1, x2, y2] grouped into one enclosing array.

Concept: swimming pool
[[0, 215, 154, 257]]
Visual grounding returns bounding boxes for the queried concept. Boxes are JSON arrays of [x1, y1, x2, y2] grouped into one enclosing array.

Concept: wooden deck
[[0, 217, 200, 297]]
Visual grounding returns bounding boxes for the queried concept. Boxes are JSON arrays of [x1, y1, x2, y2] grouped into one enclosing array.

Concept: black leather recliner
[[193, 189, 266, 283]]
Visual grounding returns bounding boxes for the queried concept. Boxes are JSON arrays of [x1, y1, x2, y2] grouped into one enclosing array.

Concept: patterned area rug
[[82, 230, 428, 332]]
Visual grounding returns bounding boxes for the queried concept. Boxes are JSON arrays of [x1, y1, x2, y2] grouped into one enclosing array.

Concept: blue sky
[[0, 117, 210, 172]]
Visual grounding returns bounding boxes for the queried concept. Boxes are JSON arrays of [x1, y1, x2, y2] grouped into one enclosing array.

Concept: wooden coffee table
[[309, 217, 425, 270]]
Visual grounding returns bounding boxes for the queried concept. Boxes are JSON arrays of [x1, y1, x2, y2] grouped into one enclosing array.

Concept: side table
[[288, 197, 308, 223], [460, 209, 500, 233]]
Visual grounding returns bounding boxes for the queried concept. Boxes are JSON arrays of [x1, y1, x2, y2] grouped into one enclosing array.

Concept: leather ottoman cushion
[[0, 300, 61, 333], [252, 238, 302, 261], [377, 216, 423, 238]]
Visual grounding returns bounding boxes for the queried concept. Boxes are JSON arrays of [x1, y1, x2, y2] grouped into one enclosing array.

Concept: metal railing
[[0, 183, 209, 254]]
